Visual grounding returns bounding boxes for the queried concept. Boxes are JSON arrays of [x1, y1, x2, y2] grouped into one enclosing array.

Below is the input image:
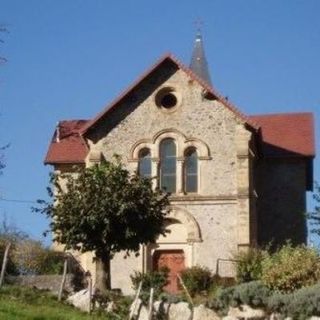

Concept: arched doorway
[[146, 207, 202, 294], [153, 249, 185, 294]]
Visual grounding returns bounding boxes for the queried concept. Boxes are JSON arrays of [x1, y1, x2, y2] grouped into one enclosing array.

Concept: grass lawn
[[0, 286, 123, 320]]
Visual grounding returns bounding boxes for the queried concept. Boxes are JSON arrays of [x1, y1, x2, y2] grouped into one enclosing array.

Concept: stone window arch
[[145, 206, 202, 275], [152, 129, 186, 158], [167, 206, 202, 242], [184, 138, 211, 160], [129, 139, 153, 161], [129, 129, 211, 195]]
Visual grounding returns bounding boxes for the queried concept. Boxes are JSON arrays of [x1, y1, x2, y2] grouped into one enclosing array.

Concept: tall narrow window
[[184, 147, 198, 193], [138, 148, 151, 178], [160, 138, 176, 193]]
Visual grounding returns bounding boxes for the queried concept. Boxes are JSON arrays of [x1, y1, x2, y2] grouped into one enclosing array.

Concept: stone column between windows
[[151, 158, 159, 189], [177, 157, 184, 195]]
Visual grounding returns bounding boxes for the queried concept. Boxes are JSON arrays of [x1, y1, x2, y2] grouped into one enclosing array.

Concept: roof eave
[[44, 159, 86, 166]]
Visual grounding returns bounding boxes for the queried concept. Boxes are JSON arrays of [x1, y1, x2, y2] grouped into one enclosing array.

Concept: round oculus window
[[161, 92, 177, 109], [155, 87, 180, 111]]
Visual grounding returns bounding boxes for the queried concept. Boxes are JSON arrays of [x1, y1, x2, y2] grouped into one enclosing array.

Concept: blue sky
[[0, 0, 319, 246]]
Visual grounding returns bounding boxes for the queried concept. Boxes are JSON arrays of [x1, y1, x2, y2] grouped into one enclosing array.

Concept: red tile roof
[[80, 53, 259, 135], [44, 120, 89, 165], [249, 113, 315, 158], [46, 113, 315, 164]]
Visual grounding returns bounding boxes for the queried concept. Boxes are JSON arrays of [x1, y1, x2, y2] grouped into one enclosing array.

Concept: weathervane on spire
[[194, 18, 203, 35]]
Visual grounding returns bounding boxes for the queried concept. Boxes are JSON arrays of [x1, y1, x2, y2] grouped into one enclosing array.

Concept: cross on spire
[[194, 18, 203, 34]]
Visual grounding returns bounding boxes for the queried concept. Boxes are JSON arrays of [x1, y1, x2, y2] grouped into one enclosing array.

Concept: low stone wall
[[130, 302, 320, 320], [7, 274, 75, 294], [66, 289, 320, 320]]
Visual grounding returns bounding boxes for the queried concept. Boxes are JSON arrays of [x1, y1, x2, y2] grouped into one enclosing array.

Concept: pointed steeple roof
[[189, 31, 212, 86]]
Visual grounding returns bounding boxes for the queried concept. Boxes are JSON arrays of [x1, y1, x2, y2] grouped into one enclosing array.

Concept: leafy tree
[[35, 159, 170, 291], [309, 181, 320, 238]]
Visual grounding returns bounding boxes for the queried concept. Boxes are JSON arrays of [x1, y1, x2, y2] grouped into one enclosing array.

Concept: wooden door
[[153, 249, 185, 294]]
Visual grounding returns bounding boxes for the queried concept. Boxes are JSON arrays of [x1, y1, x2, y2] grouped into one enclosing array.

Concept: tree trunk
[[95, 252, 111, 293]]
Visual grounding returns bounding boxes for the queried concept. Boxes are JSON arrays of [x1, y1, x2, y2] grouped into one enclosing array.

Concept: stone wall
[[186, 202, 238, 276], [86, 62, 243, 197], [7, 274, 75, 294], [256, 158, 307, 247]]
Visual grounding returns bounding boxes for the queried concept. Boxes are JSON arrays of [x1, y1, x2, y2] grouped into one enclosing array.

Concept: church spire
[[189, 30, 212, 86]]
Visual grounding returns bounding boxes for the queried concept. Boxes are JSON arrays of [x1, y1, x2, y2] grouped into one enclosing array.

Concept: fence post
[[88, 274, 92, 314], [58, 257, 68, 301], [177, 274, 193, 306], [0, 242, 11, 288], [129, 280, 143, 320], [148, 287, 154, 320]]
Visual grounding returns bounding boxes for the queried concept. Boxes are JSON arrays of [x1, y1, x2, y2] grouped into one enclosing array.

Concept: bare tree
[[0, 25, 8, 174], [0, 25, 8, 64]]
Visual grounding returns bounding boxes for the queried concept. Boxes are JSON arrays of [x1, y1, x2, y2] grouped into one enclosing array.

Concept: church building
[[45, 34, 315, 294]]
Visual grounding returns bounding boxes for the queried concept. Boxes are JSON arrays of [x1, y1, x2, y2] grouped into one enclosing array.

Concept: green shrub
[[130, 268, 169, 302], [267, 292, 291, 317], [11, 240, 64, 275], [211, 275, 236, 288], [93, 290, 132, 318], [180, 265, 212, 297], [209, 281, 271, 314], [208, 286, 236, 314], [261, 243, 320, 293], [39, 250, 64, 274], [235, 248, 267, 283], [268, 283, 320, 319], [234, 243, 320, 293], [204, 275, 234, 302], [234, 281, 271, 308]]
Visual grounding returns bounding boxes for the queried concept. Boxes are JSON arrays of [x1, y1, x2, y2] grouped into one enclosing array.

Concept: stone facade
[[81, 63, 254, 293], [47, 55, 314, 295]]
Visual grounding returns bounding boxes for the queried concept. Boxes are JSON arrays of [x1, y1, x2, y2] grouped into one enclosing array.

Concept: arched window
[[138, 148, 151, 178], [184, 147, 198, 193], [160, 138, 176, 193]]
